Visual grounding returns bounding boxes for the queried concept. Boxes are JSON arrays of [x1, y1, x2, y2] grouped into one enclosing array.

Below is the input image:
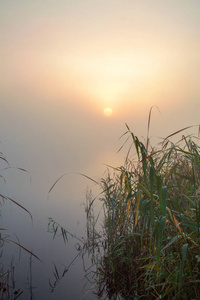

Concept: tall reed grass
[[48, 116, 200, 299], [89, 123, 200, 299]]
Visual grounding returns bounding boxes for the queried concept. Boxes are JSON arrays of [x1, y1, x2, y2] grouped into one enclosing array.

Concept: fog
[[0, 1, 199, 298]]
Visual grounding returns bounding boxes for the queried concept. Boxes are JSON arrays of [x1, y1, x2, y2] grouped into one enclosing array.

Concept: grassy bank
[[48, 121, 200, 299], [89, 124, 200, 299]]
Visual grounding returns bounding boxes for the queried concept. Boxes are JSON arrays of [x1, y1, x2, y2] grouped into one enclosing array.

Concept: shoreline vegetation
[[0, 153, 40, 300], [93, 123, 200, 299], [49, 115, 200, 299]]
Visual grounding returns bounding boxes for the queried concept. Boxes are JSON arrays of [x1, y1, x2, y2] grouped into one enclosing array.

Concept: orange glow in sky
[[104, 108, 113, 117], [1, 1, 200, 122], [1, 4, 200, 299]]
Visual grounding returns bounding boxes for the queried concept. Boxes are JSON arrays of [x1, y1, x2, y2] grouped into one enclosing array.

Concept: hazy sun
[[103, 107, 113, 117]]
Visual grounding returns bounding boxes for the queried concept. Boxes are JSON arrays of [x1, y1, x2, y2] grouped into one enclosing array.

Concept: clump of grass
[[0, 150, 40, 299], [94, 123, 200, 299], [48, 113, 200, 299]]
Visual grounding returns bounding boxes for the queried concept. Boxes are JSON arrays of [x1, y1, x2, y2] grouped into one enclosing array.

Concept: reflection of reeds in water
[[0, 256, 35, 300], [0, 152, 40, 299], [0, 264, 24, 300]]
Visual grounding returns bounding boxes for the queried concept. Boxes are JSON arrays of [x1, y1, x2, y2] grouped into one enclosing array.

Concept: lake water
[[1, 1, 200, 299], [0, 96, 128, 299], [1, 98, 199, 299]]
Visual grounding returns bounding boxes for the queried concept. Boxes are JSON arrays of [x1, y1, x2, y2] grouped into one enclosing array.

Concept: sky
[[1, 1, 200, 119], [0, 1, 200, 297], [1, 0, 200, 207]]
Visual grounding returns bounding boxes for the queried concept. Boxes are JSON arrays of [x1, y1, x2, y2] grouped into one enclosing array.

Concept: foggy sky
[[1, 0, 200, 203]]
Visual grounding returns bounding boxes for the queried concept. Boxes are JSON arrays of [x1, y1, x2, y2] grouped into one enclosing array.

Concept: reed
[[92, 123, 200, 299], [0, 151, 40, 299], [48, 112, 200, 299]]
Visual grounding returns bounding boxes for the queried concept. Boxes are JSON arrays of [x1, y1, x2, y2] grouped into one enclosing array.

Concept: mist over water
[[1, 1, 200, 298]]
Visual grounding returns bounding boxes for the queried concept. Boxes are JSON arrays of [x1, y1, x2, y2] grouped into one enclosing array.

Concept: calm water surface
[[1, 98, 199, 299], [1, 1, 200, 298], [0, 98, 126, 299]]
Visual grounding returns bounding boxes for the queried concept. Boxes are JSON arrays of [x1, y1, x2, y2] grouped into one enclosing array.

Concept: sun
[[103, 107, 113, 117]]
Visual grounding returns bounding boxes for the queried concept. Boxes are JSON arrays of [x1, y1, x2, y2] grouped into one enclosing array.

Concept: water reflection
[[47, 189, 102, 299], [0, 150, 99, 299]]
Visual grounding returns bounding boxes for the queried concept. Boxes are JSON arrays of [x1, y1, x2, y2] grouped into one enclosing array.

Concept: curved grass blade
[[146, 106, 160, 151], [0, 156, 10, 166], [8, 239, 41, 262], [48, 173, 69, 195], [161, 235, 181, 252], [164, 125, 197, 140], [48, 172, 98, 198], [78, 173, 98, 184], [0, 194, 32, 221]]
